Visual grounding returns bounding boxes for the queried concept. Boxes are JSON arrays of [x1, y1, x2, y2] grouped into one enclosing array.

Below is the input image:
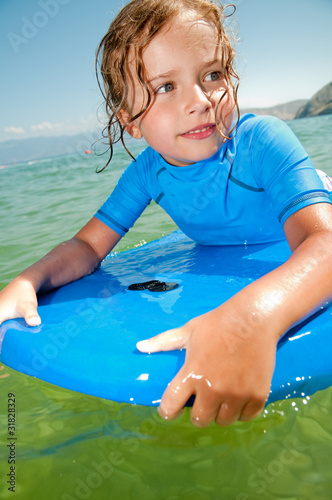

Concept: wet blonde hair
[[95, 0, 239, 170]]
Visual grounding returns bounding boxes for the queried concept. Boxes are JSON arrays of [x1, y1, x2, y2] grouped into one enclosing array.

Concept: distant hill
[[241, 99, 307, 121], [241, 81, 332, 121], [0, 132, 103, 166], [295, 81, 332, 119]]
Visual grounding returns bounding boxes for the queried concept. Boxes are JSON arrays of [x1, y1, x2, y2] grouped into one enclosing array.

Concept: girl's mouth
[[181, 123, 216, 140]]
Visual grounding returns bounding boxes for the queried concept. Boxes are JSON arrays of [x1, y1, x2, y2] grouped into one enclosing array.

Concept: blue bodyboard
[[1, 230, 331, 406]]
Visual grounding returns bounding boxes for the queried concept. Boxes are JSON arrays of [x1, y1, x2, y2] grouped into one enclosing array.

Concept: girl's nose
[[184, 84, 212, 115]]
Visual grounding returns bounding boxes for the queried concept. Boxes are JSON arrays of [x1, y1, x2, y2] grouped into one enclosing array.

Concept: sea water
[[0, 115, 332, 499]]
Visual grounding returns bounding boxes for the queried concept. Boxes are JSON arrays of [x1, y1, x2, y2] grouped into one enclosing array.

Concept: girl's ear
[[118, 110, 143, 140]]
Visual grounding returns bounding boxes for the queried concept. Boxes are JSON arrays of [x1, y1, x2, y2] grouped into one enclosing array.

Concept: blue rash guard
[[95, 114, 331, 245]]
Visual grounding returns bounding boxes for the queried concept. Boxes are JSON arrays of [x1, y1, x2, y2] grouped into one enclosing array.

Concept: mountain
[[0, 132, 103, 166], [240, 99, 308, 121], [295, 81, 332, 119], [241, 82, 332, 121]]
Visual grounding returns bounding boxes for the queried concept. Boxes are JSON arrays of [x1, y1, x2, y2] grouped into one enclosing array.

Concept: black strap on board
[[128, 280, 179, 292]]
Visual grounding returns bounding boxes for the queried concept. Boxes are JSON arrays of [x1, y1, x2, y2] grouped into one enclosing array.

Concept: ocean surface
[[1, 114, 332, 499]]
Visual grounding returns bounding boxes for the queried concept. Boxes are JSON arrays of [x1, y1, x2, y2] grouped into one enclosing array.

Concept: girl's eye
[[205, 71, 221, 82], [156, 82, 174, 94]]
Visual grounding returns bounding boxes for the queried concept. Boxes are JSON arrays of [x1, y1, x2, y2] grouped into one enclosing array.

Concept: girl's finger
[[189, 391, 222, 428], [215, 400, 243, 426], [136, 326, 187, 353], [238, 397, 265, 422], [25, 311, 41, 326], [158, 369, 195, 420]]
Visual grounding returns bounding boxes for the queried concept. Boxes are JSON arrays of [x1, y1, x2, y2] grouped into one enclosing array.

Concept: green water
[[1, 115, 332, 499]]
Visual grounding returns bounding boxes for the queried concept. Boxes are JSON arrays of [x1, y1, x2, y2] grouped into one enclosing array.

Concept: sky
[[0, 0, 331, 142]]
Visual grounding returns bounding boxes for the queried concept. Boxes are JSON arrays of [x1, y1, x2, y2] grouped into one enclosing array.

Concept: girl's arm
[[0, 218, 121, 327], [137, 202, 332, 427]]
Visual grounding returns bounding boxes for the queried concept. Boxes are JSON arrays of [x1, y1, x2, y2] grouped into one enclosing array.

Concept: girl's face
[[123, 14, 235, 167]]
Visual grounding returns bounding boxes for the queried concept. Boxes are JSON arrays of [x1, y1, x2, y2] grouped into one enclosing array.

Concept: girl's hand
[[0, 218, 121, 329], [0, 278, 41, 327], [137, 305, 277, 427], [137, 205, 332, 427]]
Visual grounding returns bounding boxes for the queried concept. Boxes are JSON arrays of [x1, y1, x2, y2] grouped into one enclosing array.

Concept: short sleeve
[[95, 154, 152, 236], [249, 116, 331, 225]]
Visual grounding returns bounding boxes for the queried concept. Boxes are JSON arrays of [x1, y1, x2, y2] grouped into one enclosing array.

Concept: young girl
[[1, 0, 332, 428]]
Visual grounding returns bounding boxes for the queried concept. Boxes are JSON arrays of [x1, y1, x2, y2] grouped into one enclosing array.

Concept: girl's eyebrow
[[203, 58, 222, 68], [147, 70, 176, 84], [148, 59, 222, 84]]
